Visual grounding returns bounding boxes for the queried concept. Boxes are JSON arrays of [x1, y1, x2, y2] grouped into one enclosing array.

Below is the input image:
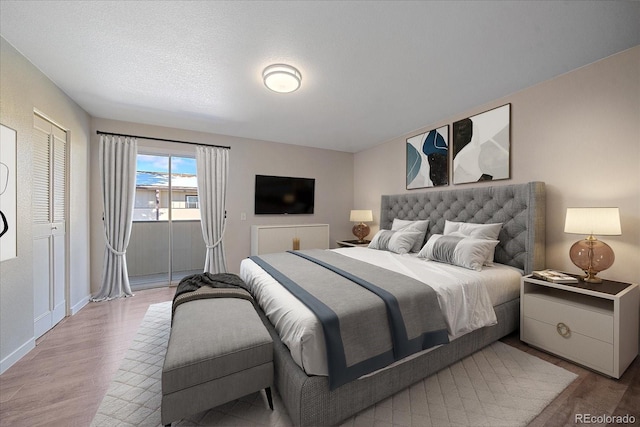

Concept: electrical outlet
[[240, 212, 246, 221]]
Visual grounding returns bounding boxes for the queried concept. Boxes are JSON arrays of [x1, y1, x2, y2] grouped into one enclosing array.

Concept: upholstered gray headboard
[[380, 182, 545, 274]]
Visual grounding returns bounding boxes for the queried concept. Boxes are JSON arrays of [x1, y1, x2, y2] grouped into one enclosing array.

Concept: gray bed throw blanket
[[250, 249, 449, 389], [172, 273, 253, 319]]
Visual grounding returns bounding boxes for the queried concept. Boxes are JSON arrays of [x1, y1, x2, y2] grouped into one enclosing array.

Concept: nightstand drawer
[[522, 292, 613, 343], [523, 317, 614, 373]]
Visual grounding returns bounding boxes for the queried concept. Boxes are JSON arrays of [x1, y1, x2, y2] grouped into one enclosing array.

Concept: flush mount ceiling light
[[262, 64, 301, 93]]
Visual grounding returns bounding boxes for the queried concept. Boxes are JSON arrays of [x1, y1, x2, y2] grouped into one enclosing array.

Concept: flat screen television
[[255, 175, 315, 215]]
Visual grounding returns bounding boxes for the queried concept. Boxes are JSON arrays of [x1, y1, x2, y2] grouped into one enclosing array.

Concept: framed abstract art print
[[406, 125, 449, 189], [0, 124, 17, 261], [452, 104, 510, 184]]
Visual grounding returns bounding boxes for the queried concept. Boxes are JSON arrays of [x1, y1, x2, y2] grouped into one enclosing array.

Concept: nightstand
[[336, 239, 370, 248], [520, 274, 639, 379]]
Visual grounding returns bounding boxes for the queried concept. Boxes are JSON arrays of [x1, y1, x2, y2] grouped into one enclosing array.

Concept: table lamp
[[350, 210, 373, 243], [564, 207, 621, 283]]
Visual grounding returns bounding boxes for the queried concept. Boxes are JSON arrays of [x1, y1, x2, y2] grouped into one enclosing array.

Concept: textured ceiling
[[1, 1, 639, 152]]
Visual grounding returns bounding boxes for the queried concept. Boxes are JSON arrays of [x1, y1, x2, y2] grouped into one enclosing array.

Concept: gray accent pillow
[[417, 234, 500, 271], [391, 219, 430, 253], [368, 230, 422, 254]]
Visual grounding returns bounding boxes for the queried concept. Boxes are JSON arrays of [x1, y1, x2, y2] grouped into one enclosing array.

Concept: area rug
[[91, 301, 577, 427]]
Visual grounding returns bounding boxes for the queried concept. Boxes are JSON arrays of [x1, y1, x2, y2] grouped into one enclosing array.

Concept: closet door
[[32, 113, 67, 339]]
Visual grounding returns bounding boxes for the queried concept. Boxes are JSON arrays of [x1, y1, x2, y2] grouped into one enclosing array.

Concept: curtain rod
[[96, 130, 231, 150]]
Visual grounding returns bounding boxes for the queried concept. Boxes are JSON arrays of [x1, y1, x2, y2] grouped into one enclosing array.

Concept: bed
[[239, 181, 546, 426]]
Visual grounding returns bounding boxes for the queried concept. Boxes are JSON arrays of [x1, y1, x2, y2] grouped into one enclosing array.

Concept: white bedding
[[239, 247, 522, 376]]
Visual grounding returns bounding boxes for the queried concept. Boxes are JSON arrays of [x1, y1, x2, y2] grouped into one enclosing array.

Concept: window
[[128, 153, 205, 290], [133, 154, 199, 221], [185, 195, 199, 209]]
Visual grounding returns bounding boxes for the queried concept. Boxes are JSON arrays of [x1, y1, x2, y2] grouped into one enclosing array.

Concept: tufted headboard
[[380, 182, 545, 274]]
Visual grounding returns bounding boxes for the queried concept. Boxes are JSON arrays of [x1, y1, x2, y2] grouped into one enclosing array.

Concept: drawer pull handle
[[556, 322, 571, 338]]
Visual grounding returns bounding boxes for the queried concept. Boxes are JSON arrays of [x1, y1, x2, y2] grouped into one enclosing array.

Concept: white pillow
[[417, 234, 499, 271], [391, 219, 430, 252], [368, 230, 422, 254], [443, 220, 502, 264], [443, 220, 502, 239]]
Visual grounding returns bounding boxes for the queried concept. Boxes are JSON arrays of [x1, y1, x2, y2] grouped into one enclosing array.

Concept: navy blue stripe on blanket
[[249, 255, 395, 390]]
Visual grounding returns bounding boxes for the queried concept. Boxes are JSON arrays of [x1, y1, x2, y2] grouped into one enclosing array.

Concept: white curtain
[[92, 135, 137, 301], [196, 145, 229, 273]]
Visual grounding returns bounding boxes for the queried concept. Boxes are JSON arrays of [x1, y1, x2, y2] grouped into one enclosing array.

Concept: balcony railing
[[132, 207, 200, 222], [126, 220, 205, 288]]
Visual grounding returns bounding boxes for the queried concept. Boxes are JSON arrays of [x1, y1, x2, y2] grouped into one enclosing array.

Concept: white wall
[[354, 46, 640, 284], [0, 37, 91, 373], [89, 118, 354, 293]]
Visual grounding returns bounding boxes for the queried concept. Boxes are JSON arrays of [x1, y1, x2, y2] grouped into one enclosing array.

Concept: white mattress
[[239, 247, 522, 376]]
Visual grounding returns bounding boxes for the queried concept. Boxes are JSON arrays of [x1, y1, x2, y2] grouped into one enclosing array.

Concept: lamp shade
[[262, 64, 301, 93], [564, 207, 621, 236], [350, 210, 373, 222]]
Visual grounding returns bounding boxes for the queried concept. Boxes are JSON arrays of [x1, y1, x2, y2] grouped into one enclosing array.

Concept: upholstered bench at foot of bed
[[161, 297, 274, 426]]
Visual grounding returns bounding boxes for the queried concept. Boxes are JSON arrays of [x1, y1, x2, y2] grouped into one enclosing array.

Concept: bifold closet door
[[32, 113, 67, 339]]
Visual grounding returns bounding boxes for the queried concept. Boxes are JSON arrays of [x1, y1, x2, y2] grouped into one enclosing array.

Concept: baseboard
[[70, 294, 90, 315], [0, 338, 35, 375]]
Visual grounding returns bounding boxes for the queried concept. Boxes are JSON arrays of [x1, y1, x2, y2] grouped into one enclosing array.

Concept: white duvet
[[239, 247, 522, 376]]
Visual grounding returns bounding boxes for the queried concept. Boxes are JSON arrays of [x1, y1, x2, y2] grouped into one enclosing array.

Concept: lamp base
[[581, 272, 603, 284], [352, 223, 370, 243], [569, 236, 614, 285]]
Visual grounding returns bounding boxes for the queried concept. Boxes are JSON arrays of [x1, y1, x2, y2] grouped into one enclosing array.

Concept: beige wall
[[89, 118, 354, 293], [0, 37, 91, 372], [355, 46, 640, 284]]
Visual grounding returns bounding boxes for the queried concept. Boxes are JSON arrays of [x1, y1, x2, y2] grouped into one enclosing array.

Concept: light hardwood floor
[[0, 287, 175, 427], [1, 287, 638, 426]]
